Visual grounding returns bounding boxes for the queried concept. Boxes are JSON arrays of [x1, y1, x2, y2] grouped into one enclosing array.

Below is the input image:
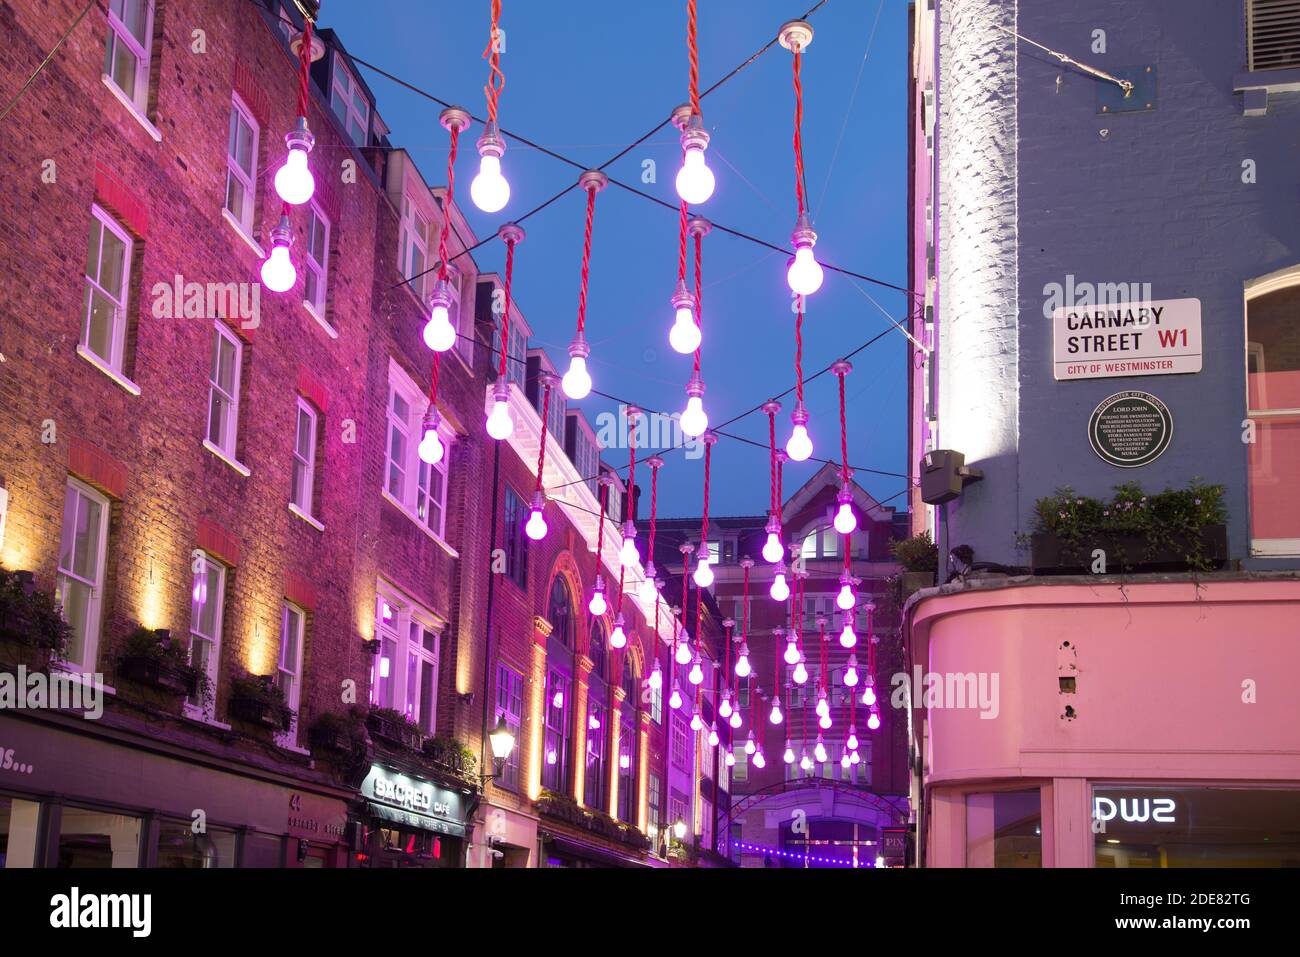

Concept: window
[[398, 199, 430, 300], [542, 667, 570, 793], [156, 818, 238, 868], [617, 705, 637, 822], [303, 203, 330, 313], [585, 622, 608, 810], [329, 56, 370, 146], [668, 790, 689, 841], [104, 0, 153, 112], [449, 271, 471, 364], [699, 796, 713, 851], [57, 807, 143, 868], [800, 524, 868, 560], [290, 398, 318, 518], [732, 746, 748, 783], [224, 97, 259, 233], [966, 789, 1041, 868], [670, 712, 689, 771], [82, 206, 133, 373], [494, 663, 524, 791], [384, 362, 450, 538], [276, 602, 305, 745], [503, 319, 527, 388], [501, 486, 529, 589], [206, 323, 243, 459], [187, 552, 226, 716], [650, 674, 663, 724], [1245, 282, 1300, 554], [1248, 0, 1300, 71], [368, 589, 440, 735], [56, 479, 110, 669], [647, 773, 662, 850]]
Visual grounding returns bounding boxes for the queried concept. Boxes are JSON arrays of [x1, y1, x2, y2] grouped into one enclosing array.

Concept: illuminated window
[[187, 552, 226, 718], [276, 602, 305, 745], [494, 663, 524, 790], [1245, 282, 1300, 555], [369, 587, 440, 736], [55, 479, 110, 670]]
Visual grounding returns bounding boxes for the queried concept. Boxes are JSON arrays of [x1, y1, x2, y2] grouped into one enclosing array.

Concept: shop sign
[[361, 765, 462, 821], [1088, 390, 1173, 468], [1053, 297, 1201, 380], [1093, 796, 1177, 824]]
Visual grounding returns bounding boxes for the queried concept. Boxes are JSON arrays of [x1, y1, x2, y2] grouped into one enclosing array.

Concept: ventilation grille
[[1249, 0, 1300, 71]]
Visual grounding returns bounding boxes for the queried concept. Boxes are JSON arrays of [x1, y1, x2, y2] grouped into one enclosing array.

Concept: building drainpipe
[[475, 440, 503, 868]]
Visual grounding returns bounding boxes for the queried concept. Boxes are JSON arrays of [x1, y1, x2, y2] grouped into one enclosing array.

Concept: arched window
[[1245, 279, 1300, 555], [617, 654, 639, 823], [543, 577, 575, 793], [584, 620, 608, 810]]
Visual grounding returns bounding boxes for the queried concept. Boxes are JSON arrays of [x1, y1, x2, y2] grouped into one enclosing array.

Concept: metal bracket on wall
[[1098, 66, 1157, 114]]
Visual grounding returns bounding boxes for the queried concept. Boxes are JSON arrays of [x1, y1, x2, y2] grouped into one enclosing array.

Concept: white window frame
[[329, 55, 370, 147], [55, 478, 110, 671], [186, 552, 227, 719], [104, 0, 154, 113], [303, 201, 331, 315], [383, 359, 451, 540], [670, 712, 689, 771], [449, 269, 471, 363], [399, 198, 431, 301], [494, 663, 524, 790], [370, 586, 440, 735], [224, 95, 260, 233], [290, 397, 318, 518], [276, 602, 306, 746], [81, 205, 133, 374], [206, 322, 243, 459]]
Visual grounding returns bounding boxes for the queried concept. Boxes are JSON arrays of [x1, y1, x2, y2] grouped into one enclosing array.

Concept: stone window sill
[[203, 438, 251, 477], [102, 73, 162, 142], [77, 344, 141, 395]]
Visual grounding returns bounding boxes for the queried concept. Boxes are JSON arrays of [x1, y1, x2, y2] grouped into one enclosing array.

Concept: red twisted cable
[[647, 459, 660, 568], [481, 0, 505, 124], [677, 200, 688, 282], [837, 366, 849, 484], [742, 562, 749, 639], [794, 302, 805, 405], [700, 439, 711, 550], [296, 19, 312, 120], [438, 126, 461, 282], [596, 479, 608, 563], [777, 454, 784, 523], [534, 379, 551, 494], [793, 47, 805, 216], [576, 183, 597, 334], [693, 231, 703, 375], [499, 234, 515, 379], [626, 411, 637, 516], [617, 565, 625, 615], [767, 408, 777, 514], [687, 0, 701, 117], [429, 353, 441, 405]]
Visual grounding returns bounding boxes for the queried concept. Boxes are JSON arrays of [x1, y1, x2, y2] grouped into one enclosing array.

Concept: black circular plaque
[[1088, 391, 1173, 468]]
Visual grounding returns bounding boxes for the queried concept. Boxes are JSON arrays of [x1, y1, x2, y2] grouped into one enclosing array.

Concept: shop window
[[543, 577, 575, 794], [0, 797, 43, 869], [965, 789, 1041, 868], [56, 478, 111, 670], [647, 772, 662, 850], [1245, 282, 1300, 555], [241, 832, 284, 868], [584, 700, 606, 810], [156, 818, 238, 868], [617, 657, 638, 823], [56, 807, 143, 868], [1093, 785, 1300, 868]]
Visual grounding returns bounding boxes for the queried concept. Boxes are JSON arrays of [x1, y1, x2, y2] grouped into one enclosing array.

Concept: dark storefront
[[353, 762, 474, 868]]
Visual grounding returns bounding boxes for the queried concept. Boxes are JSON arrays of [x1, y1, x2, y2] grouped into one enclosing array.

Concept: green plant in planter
[[309, 709, 368, 755], [890, 531, 938, 572], [229, 671, 292, 731], [423, 736, 477, 776], [116, 625, 211, 704], [0, 567, 71, 658], [366, 707, 424, 749]]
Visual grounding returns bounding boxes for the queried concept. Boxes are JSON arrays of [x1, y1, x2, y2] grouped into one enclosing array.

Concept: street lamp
[[488, 715, 516, 778], [673, 818, 687, 841]]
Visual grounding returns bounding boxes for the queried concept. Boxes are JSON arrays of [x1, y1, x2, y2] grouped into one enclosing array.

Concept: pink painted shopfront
[[906, 576, 1300, 868]]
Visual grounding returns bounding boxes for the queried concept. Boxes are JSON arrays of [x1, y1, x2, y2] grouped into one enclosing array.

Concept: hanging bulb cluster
[[275, 118, 316, 206], [752, 748, 767, 770], [562, 170, 607, 400], [263, 22, 318, 288], [486, 223, 525, 441], [669, 679, 684, 711], [783, 741, 795, 764], [782, 630, 799, 666], [793, 654, 808, 686], [470, 0, 510, 212], [523, 374, 556, 542], [680, 374, 708, 439], [734, 641, 752, 678], [688, 652, 704, 686], [843, 654, 859, 688], [761, 513, 784, 564], [262, 214, 296, 292], [769, 696, 783, 725], [668, 280, 700, 355]]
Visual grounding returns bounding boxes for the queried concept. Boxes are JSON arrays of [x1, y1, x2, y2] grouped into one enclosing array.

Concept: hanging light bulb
[[782, 632, 800, 666], [680, 373, 708, 438], [725, 748, 736, 767], [688, 654, 704, 686], [833, 487, 857, 535], [815, 691, 829, 718], [648, 658, 663, 690], [423, 280, 456, 352], [638, 563, 658, 604], [707, 724, 719, 748], [675, 633, 692, 665], [862, 674, 877, 707], [274, 117, 316, 205], [470, 121, 510, 213], [799, 749, 812, 772], [619, 520, 640, 567], [417, 409, 445, 465], [770, 563, 790, 602], [609, 613, 627, 650], [552, 688, 564, 709], [668, 280, 701, 354], [485, 380, 514, 440], [752, 749, 766, 770], [690, 710, 703, 732], [813, 735, 828, 764], [783, 741, 795, 764], [843, 654, 859, 688], [669, 680, 683, 711], [840, 751, 851, 770], [793, 654, 808, 686], [769, 697, 783, 725], [839, 613, 857, 650], [867, 707, 881, 731], [734, 641, 752, 678], [744, 731, 756, 755], [589, 712, 601, 731], [729, 708, 742, 730], [818, 711, 832, 731], [850, 748, 861, 766], [260, 216, 296, 293], [718, 690, 732, 720], [846, 726, 859, 751], [785, 403, 813, 462], [588, 574, 607, 616], [761, 513, 784, 564], [675, 112, 715, 204], [836, 571, 856, 612], [692, 541, 713, 588], [561, 332, 592, 400], [786, 212, 824, 296], [525, 491, 548, 541]]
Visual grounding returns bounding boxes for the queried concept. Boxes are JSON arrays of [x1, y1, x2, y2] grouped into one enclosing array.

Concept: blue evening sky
[[318, 0, 910, 518]]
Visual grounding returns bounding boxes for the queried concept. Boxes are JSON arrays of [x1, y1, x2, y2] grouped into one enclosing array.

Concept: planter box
[[0, 632, 51, 672], [366, 712, 422, 751], [900, 570, 935, 598], [229, 694, 292, 731], [308, 726, 354, 755], [1030, 524, 1228, 574], [118, 655, 198, 697]]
